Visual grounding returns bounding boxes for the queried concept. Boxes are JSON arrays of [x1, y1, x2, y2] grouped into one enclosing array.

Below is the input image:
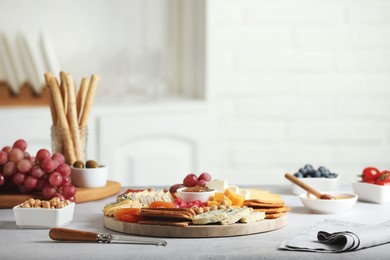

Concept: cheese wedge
[[219, 207, 251, 225], [239, 211, 265, 223], [192, 210, 228, 225]]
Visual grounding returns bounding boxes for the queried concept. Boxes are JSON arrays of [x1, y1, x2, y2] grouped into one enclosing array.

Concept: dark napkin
[[279, 219, 390, 253]]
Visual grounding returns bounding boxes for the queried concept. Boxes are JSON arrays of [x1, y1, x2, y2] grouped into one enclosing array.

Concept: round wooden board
[[104, 214, 288, 238], [0, 181, 121, 208]]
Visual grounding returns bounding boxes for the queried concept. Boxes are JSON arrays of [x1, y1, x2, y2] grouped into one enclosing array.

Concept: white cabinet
[[97, 102, 215, 186]]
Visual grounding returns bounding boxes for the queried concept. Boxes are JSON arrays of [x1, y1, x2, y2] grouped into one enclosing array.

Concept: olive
[[73, 160, 84, 168], [86, 160, 99, 168]]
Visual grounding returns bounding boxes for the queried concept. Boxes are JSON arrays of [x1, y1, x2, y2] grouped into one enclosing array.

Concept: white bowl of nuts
[[13, 197, 75, 228], [70, 160, 108, 188]]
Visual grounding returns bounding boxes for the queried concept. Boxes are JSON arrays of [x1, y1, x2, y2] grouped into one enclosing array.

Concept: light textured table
[[1, 185, 390, 260]]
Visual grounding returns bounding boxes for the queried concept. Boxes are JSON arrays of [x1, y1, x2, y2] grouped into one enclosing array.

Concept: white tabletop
[[1, 185, 390, 260]]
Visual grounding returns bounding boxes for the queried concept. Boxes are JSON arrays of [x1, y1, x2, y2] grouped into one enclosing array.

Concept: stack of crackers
[[138, 208, 196, 227], [243, 189, 290, 219]]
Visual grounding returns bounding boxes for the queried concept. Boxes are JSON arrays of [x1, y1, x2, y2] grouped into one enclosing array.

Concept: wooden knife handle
[[284, 173, 322, 198], [49, 228, 97, 242]]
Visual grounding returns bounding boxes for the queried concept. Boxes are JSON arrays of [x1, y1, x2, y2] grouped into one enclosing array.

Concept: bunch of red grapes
[[0, 139, 76, 201]]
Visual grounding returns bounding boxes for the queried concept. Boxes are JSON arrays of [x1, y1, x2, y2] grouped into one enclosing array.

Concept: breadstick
[[48, 77, 76, 165], [79, 74, 99, 128], [65, 74, 84, 162], [59, 71, 68, 117], [76, 77, 89, 122], [43, 72, 57, 126]]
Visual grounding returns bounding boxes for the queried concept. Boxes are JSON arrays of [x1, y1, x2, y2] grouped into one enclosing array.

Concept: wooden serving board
[[0, 181, 121, 208], [104, 214, 288, 238]]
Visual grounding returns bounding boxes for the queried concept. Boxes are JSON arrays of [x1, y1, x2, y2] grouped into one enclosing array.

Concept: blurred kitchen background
[[1, 0, 390, 187]]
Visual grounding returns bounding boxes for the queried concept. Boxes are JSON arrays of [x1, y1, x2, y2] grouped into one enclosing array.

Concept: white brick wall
[[207, 0, 390, 185]]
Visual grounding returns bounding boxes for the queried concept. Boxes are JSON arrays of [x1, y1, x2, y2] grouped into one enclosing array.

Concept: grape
[[0, 139, 75, 200], [0, 151, 7, 165], [12, 172, 26, 185], [42, 184, 56, 199], [18, 185, 32, 193], [12, 139, 27, 151], [49, 171, 63, 187], [2, 146, 11, 153], [55, 194, 66, 201], [52, 152, 65, 164], [31, 165, 45, 178], [35, 178, 45, 191], [17, 159, 32, 173], [24, 151, 31, 159], [24, 176, 38, 190], [3, 162, 16, 177], [61, 175, 71, 186], [8, 148, 24, 163], [41, 158, 58, 173], [35, 149, 51, 163], [57, 163, 71, 177], [62, 184, 76, 198]]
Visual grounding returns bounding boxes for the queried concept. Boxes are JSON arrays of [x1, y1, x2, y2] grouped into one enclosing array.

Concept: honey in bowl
[[182, 186, 211, 192]]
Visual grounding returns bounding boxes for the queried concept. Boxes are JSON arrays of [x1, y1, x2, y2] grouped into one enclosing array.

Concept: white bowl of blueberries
[[291, 164, 340, 195]]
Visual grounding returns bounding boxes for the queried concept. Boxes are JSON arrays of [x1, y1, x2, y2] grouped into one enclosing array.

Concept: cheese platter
[[104, 213, 288, 238]]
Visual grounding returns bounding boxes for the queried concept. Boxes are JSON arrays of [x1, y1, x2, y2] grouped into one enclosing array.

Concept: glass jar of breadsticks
[[44, 72, 99, 165]]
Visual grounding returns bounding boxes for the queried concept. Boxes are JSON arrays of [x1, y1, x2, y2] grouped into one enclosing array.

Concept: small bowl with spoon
[[285, 173, 358, 214]]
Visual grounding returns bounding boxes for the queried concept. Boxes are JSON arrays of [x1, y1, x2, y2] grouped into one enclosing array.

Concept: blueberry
[[304, 164, 315, 173], [299, 168, 308, 175], [294, 172, 303, 178], [310, 170, 322, 178], [321, 171, 330, 178], [329, 173, 338, 178], [318, 166, 327, 173]]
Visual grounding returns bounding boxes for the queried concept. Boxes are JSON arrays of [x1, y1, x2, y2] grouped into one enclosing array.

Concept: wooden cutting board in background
[[0, 180, 121, 208]]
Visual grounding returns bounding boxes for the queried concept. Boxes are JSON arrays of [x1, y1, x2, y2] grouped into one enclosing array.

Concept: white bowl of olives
[[70, 160, 108, 188]]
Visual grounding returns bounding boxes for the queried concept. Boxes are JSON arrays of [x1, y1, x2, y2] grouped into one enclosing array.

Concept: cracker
[[252, 206, 290, 214], [244, 201, 285, 208], [140, 208, 194, 220], [265, 212, 285, 219], [245, 197, 283, 204], [138, 220, 190, 227]]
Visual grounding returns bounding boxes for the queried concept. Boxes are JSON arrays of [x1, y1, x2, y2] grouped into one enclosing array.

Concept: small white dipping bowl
[[13, 202, 75, 228], [71, 166, 108, 188], [352, 181, 390, 204], [176, 187, 216, 203], [299, 192, 358, 214]]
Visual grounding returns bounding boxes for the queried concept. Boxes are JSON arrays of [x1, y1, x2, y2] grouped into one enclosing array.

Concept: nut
[[73, 161, 84, 168], [85, 160, 99, 168]]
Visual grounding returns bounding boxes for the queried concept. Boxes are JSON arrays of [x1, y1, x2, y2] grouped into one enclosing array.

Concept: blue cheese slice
[[192, 210, 228, 225], [219, 207, 251, 225]]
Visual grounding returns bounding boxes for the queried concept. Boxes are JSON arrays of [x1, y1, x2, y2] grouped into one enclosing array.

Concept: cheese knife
[[49, 228, 167, 246]]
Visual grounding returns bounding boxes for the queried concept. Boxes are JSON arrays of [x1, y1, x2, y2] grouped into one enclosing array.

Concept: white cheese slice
[[239, 189, 251, 200], [206, 179, 228, 192], [138, 194, 148, 206], [145, 194, 154, 205], [239, 211, 265, 223], [153, 194, 162, 202], [130, 193, 138, 202], [162, 192, 172, 203], [228, 185, 239, 194]]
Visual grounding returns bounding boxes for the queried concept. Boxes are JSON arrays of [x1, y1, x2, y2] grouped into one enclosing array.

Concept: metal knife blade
[[109, 234, 167, 246], [49, 228, 167, 247]]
